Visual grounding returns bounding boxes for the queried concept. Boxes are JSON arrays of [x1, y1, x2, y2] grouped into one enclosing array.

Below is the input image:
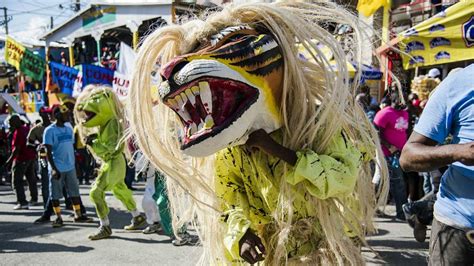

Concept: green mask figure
[[75, 85, 145, 240]]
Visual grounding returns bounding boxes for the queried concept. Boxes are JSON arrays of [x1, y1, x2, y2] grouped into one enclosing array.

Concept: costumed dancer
[[130, 1, 388, 264], [74, 85, 145, 240], [137, 151, 193, 246]]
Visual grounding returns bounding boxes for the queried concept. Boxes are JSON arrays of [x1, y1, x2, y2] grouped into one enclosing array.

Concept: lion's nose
[[160, 57, 188, 81]]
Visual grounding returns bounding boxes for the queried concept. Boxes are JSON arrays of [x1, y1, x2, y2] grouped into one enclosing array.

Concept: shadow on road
[[0, 210, 46, 217], [110, 235, 173, 244], [369, 228, 390, 237], [0, 221, 94, 254], [0, 240, 93, 254], [368, 239, 429, 250], [365, 249, 428, 265]]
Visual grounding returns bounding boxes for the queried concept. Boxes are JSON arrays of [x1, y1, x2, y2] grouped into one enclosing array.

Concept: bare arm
[[6, 131, 20, 166], [246, 129, 297, 166], [5, 146, 20, 166], [44, 144, 60, 178], [374, 125, 398, 153], [400, 132, 474, 172]]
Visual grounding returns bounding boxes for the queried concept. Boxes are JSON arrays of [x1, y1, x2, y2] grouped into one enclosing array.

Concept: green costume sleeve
[[215, 151, 252, 260], [91, 119, 123, 160], [215, 131, 362, 259], [286, 131, 362, 200]]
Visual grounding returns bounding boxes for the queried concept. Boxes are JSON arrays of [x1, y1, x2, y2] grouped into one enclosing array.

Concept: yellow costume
[[217, 130, 362, 261], [129, 1, 388, 264]]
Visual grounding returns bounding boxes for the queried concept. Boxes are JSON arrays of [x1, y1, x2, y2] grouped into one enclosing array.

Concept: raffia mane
[[129, 1, 389, 265]]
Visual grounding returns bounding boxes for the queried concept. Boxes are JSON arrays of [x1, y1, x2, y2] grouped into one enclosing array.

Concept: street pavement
[[0, 183, 428, 265]]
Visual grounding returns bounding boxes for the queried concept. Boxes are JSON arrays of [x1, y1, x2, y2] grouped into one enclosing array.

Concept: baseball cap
[[39, 106, 52, 114], [52, 104, 69, 114], [427, 68, 440, 78], [60, 97, 76, 106]]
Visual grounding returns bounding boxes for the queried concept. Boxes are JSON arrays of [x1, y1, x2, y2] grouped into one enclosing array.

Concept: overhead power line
[[17, 0, 47, 9], [9, 2, 70, 16]]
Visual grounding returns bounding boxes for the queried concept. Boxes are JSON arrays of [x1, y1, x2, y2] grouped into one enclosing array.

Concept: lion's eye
[[210, 25, 252, 46], [223, 34, 246, 44]]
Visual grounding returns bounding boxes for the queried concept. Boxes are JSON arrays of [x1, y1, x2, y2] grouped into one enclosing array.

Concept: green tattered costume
[[78, 90, 136, 219]]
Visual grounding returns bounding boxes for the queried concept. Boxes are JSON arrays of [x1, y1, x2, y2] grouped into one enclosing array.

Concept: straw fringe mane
[[129, 1, 388, 264]]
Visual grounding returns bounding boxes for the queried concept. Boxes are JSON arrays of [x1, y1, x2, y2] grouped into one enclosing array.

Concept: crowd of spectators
[[356, 68, 446, 244]]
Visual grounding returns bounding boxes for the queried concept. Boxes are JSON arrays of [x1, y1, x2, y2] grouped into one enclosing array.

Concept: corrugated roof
[[40, 1, 173, 40]]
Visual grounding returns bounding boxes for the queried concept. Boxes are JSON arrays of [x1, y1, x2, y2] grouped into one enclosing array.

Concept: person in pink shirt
[[374, 91, 409, 220]]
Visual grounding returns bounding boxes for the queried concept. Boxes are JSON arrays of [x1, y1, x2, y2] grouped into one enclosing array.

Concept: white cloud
[[11, 15, 50, 43]]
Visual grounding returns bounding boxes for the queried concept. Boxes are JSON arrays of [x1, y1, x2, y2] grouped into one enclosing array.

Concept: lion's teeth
[[167, 98, 178, 110], [185, 89, 195, 106], [177, 110, 191, 122], [203, 115, 214, 129], [173, 94, 191, 122], [199, 82, 212, 114], [191, 86, 199, 96], [188, 122, 197, 135], [180, 92, 188, 107], [175, 94, 184, 107]]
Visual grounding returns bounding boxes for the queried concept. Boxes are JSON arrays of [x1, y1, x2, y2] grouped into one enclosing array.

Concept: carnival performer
[[129, 1, 388, 264], [136, 151, 193, 246], [74, 85, 145, 240]]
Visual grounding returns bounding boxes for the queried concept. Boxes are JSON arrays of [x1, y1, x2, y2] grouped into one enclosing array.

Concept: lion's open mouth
[[163, 77, 258, 149]]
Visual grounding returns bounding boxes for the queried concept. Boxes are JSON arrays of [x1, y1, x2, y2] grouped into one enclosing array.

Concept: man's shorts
[[50, 169, 80, 200]]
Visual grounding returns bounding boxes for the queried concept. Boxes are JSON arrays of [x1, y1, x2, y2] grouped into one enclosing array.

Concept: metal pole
[[96, 38, 101, 65], [132, 31, 138, 50], [171, 3, 176, 23], [69, 45, 75, 67], [75, 0, 81, 12], [50, 16, 53, 29], [382, 1, 391, 94], [3, 7, 8, 34]]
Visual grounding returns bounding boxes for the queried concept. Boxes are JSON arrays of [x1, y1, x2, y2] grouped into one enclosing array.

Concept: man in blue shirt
[[400, 64, 474, 264], [42, 104, 91, 227]]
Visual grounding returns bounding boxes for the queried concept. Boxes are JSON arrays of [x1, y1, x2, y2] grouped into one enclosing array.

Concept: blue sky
[[1, 0, 91, 42]]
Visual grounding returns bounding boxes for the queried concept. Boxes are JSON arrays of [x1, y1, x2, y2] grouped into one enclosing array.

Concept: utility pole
[[1, 7, 9, 34], [50, 16, 54, 29], [75, 0, 81, 12]]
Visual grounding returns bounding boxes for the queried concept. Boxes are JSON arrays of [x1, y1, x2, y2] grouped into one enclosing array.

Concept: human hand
[[52, 169, 60, 180], [239, 230, 266, 264], [388, 145, 398, 154], [38, 145, 48, 157], [455, 142, 474, 166], [5, 158, 12, 170]]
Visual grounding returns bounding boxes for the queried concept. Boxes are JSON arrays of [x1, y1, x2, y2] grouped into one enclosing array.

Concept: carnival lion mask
[[158, 25, 284, 157]]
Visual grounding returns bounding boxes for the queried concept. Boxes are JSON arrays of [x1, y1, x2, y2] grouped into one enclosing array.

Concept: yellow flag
[[357, 0, 389, 17], [5, 36, 26, 70], [399, 1, 474, 69]]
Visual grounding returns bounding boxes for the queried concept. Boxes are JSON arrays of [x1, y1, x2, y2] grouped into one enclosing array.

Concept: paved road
[[0, 183, 428, 265], [364, 207, 429, 265]]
